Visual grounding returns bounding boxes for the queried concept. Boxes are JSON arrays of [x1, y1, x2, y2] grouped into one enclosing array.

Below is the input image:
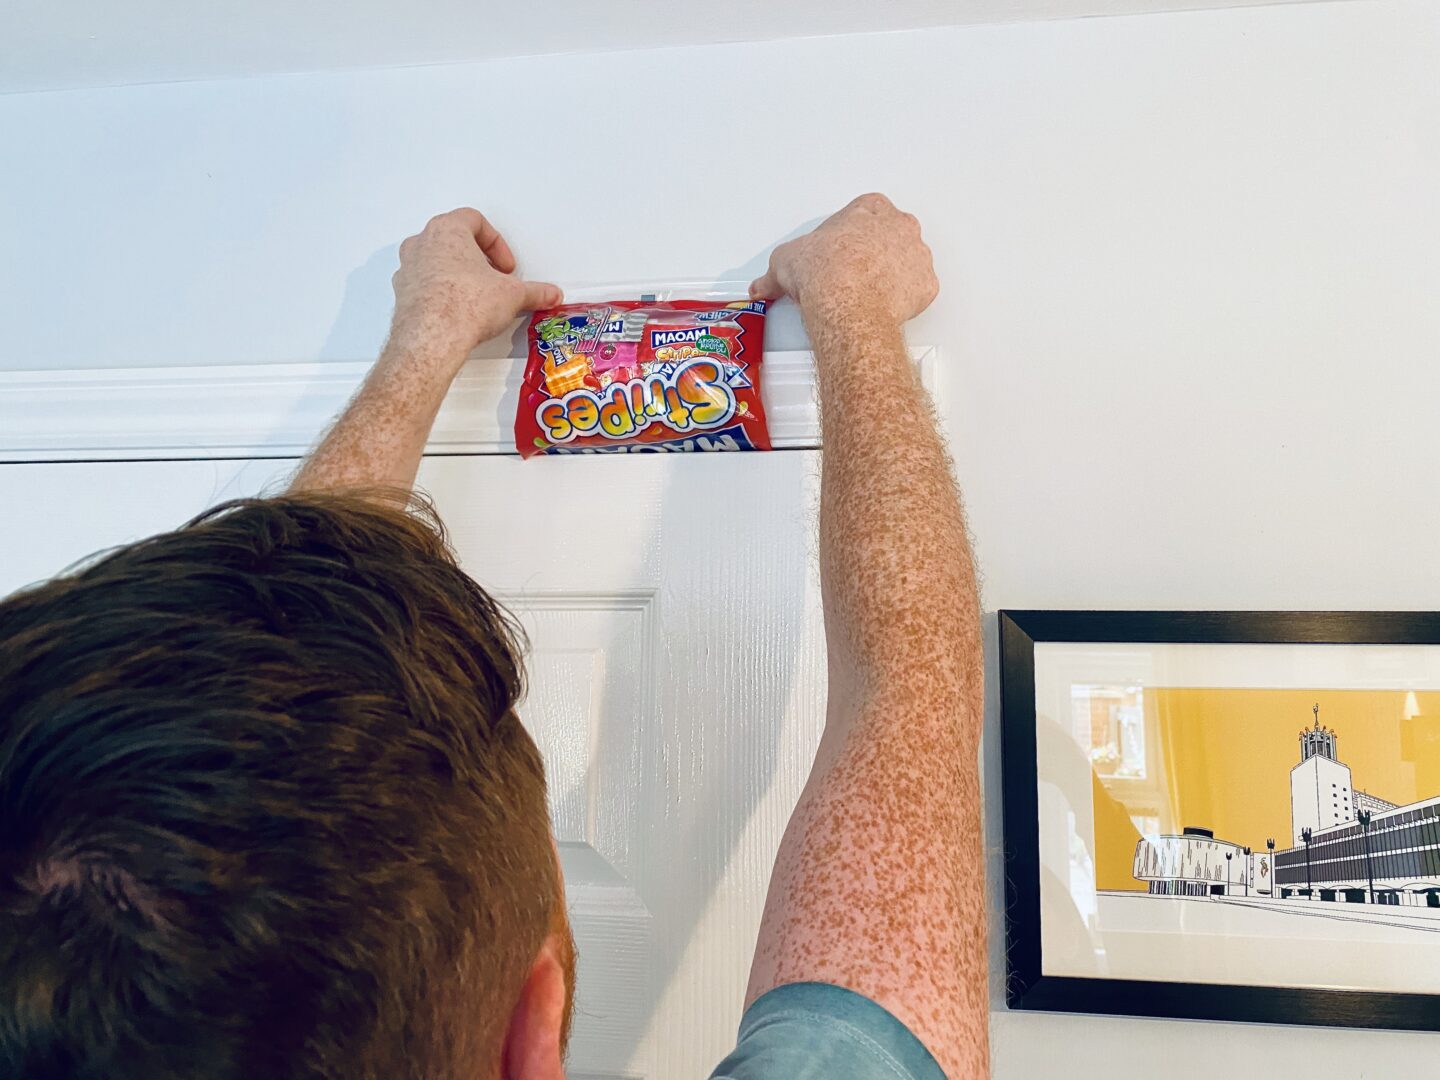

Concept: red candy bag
[[515, 296, 771, 457]]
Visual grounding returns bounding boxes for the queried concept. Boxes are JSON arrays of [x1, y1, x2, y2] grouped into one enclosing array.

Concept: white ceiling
[[6, 0, 1342, 96]]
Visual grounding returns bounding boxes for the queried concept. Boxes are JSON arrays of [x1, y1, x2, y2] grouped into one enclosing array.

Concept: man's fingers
[[432, 207, 517, 273], [480, 231, 518, 274], [517, 279, 564, 311], [749, 268, 784, 301]]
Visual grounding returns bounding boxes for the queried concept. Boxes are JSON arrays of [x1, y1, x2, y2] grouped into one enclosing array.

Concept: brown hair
[[0, 491, 558, 1079]]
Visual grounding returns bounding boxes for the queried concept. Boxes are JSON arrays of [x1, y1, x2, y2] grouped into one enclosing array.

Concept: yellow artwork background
[[1094, 689, 1440, 892]]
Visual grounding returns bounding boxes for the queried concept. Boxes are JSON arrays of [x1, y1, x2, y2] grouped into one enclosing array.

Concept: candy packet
[[515, 286, 771, 457]]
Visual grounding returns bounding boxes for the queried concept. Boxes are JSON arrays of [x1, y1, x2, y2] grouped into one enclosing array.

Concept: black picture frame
[[999, 609, 1440, 1031]]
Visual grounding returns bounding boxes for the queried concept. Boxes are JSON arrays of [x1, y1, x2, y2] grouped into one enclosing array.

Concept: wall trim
[[0, 348, 936, 463]]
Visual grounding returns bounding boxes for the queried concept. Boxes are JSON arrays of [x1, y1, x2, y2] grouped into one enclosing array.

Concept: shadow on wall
[[314, 216, 821, 371], [314, 240, 612, 372], [318, 244, 400, 362]]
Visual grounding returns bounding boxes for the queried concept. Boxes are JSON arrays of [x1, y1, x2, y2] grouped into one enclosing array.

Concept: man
[[0, 195, 987, 1078]]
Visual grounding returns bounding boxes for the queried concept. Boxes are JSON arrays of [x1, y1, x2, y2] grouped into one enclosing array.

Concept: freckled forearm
[[745, 291, 989, 1078], [755, 757, 989, 1078], [745, 199, 988, 1077], [289, 321, 469, 495], [802, 294, 982, 717]]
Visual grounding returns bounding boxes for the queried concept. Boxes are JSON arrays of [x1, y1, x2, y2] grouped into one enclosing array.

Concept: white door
[[2, 451, 828, 1079]]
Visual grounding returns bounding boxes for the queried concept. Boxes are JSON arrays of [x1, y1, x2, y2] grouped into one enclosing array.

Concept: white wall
[[5, 0, 1440, 1074], [1, 0, 1336, 94]]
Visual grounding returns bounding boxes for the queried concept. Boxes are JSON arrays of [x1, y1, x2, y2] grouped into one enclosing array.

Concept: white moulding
[[0, 348, 936, 463]]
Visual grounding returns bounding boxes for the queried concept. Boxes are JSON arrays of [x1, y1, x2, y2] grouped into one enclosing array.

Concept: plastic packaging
[[515, 285, 770, 458]]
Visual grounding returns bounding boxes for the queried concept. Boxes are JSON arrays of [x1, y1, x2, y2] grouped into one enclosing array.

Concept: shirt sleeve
[[708, 981, 947, 1080]]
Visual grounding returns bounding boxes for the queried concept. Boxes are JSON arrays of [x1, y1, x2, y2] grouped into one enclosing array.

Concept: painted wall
[[2, 0, 1335, 94], [4, 0, 1440, 1073]]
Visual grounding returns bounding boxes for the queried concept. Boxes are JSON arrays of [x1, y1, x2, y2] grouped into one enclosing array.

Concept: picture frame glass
[[1036, 639, 1440, 994]]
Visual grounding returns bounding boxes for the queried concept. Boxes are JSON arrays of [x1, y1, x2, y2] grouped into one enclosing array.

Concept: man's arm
[[290, 208, 560, 494], [744, 195, 988, 1078]]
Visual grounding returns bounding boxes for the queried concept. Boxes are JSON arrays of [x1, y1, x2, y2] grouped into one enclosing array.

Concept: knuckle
[[425, 210, 458, 233]]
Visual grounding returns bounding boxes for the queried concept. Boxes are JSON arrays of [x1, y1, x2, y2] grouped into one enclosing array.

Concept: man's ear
[[502, 933, 569, 1080]]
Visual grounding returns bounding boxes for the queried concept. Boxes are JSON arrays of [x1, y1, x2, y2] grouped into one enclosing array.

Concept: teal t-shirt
[[708, 982, 947, 1080]]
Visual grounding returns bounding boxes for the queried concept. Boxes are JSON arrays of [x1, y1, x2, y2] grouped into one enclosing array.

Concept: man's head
[[0, 492, 574, 1079]]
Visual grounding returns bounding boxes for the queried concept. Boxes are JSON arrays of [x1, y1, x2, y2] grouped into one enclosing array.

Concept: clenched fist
[[749, 194, 938, 324], [390, 208, 562, 358]]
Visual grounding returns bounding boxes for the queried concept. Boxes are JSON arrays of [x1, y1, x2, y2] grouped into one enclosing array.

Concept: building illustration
[[1133, 704, 1440, 909], [1290, 704, 1353, 844], [1133, 827, 1251, 898]]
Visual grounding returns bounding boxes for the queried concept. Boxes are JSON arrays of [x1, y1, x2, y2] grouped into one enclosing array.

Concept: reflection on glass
[[1071, 683, 1146, 779]]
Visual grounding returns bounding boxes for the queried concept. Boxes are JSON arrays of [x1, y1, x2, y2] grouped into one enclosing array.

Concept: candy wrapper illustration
[[515, 298, 771, 457]]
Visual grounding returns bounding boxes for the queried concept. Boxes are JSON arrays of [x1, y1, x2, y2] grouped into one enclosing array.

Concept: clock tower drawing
[[1290, 704, 1354, 846]]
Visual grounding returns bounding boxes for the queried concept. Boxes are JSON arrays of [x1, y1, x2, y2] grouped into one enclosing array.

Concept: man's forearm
[[289, 208, 561, 497], [748, 291, 988, 1079], [806, 295, 981, 713], [289, 321, 467, 495], [743, 195, 988, 1075]]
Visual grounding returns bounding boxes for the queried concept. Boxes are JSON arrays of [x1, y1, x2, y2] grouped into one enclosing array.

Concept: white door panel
[[0, 451, 827, 1079], [424, 453, 825, 1077], [1, 458, 293, 596]]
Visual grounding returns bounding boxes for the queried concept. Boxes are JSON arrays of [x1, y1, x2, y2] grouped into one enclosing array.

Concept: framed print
[[1000, 610, 1440, 1031]]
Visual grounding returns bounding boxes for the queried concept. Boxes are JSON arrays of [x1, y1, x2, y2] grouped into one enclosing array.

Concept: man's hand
[[291, 208, 557, 495], [749, 193, 938, 323], [390, 208, 563, 361]]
